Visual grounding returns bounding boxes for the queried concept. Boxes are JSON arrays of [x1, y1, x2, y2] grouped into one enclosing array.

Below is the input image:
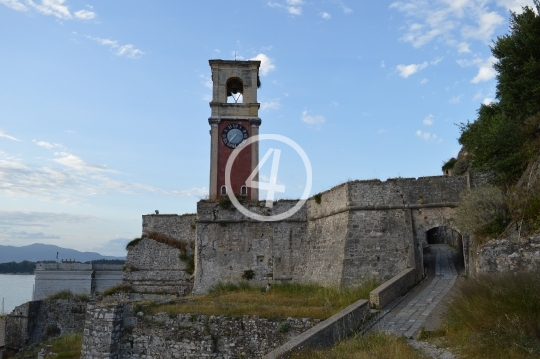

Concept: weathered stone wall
[[476, 234, 540, 273], [192, 176, 473, 293], [81, 302, 126, 359], [123, 238, 193, 295], [122, 313, 316, 359], [4, 300, 86, 352], [142, 213, 197, 247], [369, 268, 416, 308], [0, 317, 5, 348]]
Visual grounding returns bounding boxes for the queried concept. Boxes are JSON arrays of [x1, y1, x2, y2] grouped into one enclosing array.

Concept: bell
[[227, 79, 243, 97]]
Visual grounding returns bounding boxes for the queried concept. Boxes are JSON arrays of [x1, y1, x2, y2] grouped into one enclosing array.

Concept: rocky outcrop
[[477, 234, 540, 273]]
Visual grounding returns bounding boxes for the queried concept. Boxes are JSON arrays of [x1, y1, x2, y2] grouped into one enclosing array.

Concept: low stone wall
[[80, 301, 317, 359], [264, 299, 370, 359], [369, 268, 416, 309], [476, 235, 540, 273], [81, 303, 126, 359], [4, 300, 87, 352], [123, 313, 316, 358]]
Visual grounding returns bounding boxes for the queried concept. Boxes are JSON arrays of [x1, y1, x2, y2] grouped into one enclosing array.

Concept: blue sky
[[0, 0, 534, 257]]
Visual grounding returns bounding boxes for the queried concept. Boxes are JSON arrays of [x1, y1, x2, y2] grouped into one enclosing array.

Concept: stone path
[[375, 244, 458, 339]]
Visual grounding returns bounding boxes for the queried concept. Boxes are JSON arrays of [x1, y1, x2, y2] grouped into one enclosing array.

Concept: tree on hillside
[[458, 1, 540, 186]]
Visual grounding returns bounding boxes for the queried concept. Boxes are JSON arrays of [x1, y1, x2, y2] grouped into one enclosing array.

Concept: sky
[[0, 0, 535, 258]]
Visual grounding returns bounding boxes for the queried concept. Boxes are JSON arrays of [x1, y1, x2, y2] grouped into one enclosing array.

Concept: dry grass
[[12, 333, 82, 359], [289, 332, 428, 359], [146, 281, 378, 320], [126, 231, 189, 253], [430, 271, 540, 358]]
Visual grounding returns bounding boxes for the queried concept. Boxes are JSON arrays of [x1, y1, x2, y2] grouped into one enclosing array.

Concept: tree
[[492, 1, 540, 120], [459, 2, 540, 185]]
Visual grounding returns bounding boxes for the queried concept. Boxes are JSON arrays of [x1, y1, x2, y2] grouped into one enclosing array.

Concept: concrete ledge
[[264, 299, 370, 359], [370, 268, 416, 309]]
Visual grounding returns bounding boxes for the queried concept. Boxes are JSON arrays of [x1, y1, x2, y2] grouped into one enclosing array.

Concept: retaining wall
[[265, 299, 370, 358], [4, 300, 86, 353], [369, 268, 417, 309]]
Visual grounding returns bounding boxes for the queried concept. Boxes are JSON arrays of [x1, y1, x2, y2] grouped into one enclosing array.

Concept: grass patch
[[12, 333, 82, 359], [126, 231, 189, 254], [146, 280, 378, 320], [289, 332, 428, 359], [102, 284, 133, 297], [46, 290, 89, 301], [434, 271, 540, 358]]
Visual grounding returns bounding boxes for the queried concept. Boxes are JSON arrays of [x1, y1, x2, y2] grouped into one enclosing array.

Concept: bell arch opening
[[226, 77, 244, 103]]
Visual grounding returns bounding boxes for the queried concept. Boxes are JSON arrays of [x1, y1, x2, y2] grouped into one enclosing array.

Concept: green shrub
[[313, 193, 322, 205], [102, 284, 132, 297], [277, 321, 290, 333], [242, 269, 255, 280], [455, 186, 509, 240]]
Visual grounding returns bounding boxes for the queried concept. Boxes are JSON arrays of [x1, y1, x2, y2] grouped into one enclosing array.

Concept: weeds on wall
[[126, 231, 190, 257], [102, 284, 133, 297], [45, 290, 89, 302], [313, 193, 322, 205], [241, 269, 255, 280]]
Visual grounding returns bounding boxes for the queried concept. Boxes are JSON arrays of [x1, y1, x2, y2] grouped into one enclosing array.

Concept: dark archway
[[424, 226, 464, 273]]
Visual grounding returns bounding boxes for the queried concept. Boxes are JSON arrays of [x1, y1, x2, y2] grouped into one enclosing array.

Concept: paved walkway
[[375, 244, 458, 338]]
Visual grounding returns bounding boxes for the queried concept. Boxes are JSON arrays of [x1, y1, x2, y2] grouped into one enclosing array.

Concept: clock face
[[221, 123, 249, 148]]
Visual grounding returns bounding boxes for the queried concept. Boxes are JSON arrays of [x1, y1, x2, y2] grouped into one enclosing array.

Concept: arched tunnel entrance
[[424, 226, 465, 273]]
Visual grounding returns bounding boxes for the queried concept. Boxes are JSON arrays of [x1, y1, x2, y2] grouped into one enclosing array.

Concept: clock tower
[[208, 60, 261, 201]]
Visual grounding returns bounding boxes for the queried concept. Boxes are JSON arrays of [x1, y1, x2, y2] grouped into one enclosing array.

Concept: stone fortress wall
[[133, 173, 492, 296], [34, 263, 123, 300]]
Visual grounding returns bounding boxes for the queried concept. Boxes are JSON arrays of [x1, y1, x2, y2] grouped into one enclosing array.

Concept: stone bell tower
[[208, 60, 261, 201]]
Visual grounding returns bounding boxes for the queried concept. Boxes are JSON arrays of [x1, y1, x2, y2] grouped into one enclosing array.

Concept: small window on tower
[[221, 186, 227, 195], [241, 185, 247, 196]]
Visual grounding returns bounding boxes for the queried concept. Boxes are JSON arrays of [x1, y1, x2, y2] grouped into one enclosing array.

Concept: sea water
[[0, 274, 35, 314]]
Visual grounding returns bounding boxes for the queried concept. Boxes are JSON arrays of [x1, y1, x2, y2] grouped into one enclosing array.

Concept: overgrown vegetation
[[455, 186, 510, 241], [457, 2, 540, 187], [126, 231, 189, 255], [313, 193, 322, 205], [12, 333, 83, 359], [145, 281, 378, 320], [45, 290, 89, 302], [289, 332, 428, 359], [428, 271, 540, 358], [102, 284, 133, 296], [441, 157, 457, 173]]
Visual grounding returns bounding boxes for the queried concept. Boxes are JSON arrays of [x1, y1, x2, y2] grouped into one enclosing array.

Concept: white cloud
[[483, 97, 495, 105], [471, 56, 497, 83], [33, 140, 65, 149], [0, 0, 28, 11], [74, 9, 95, 20], [320, 11, 331, 19], [390, 0, 508, 52], [495, 0, 535, 13], [250, 53, 276, 76], [200, 75, 212, 89], [416, 130, 439, 141], [27, 0, 72, 19], [462, 11, 504, 42], [86, 36, 145, 59], [0, 129, 20, 141], [268, 0, 303, 15], [380, 60, 386, 68], [423, 114, 434, 126], [430, 57, 443, 65], [457, 41, 471, 53], [397, 61, 428, 78], [261, 99, 281, 111], [450, 94, 464, 103], [0, 150, 207, 204], [341, 5, 353, 14], [301, 110, 325, 127], [420, 78, 428, 84]]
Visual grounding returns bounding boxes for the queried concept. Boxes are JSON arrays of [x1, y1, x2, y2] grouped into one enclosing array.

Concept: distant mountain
[[0, 243, 125, 263]]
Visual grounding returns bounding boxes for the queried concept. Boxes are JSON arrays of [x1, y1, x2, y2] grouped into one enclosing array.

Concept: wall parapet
[[264, 299, 370, 359], [369, 268, 416, 309]]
